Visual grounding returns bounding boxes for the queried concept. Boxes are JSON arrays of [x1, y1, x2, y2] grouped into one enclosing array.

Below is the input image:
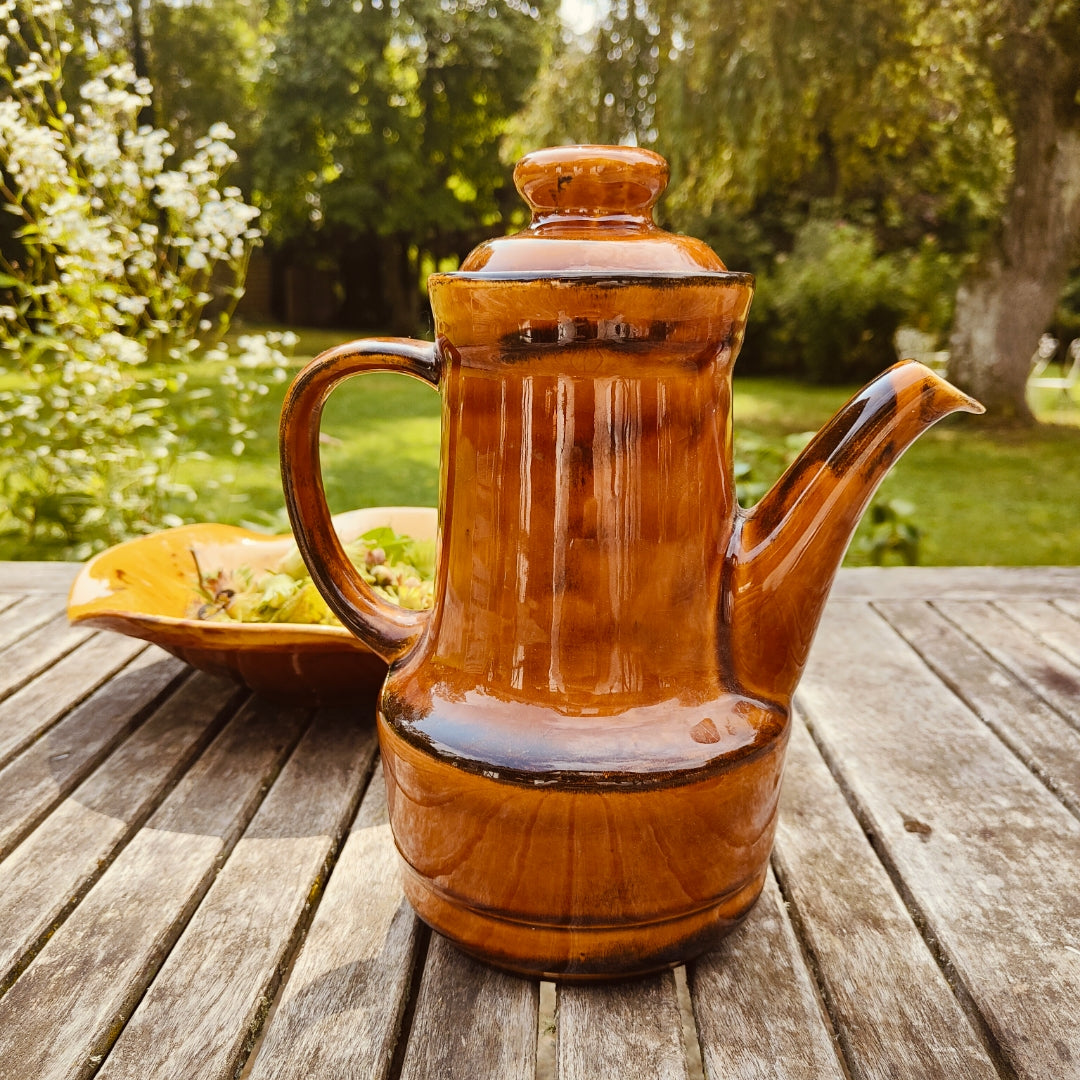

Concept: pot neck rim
[[429, 269, 756, 286]]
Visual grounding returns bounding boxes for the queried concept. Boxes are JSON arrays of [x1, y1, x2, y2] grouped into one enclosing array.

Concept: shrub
[[763, 219, 903, 384], [0, 1, 288, 557]]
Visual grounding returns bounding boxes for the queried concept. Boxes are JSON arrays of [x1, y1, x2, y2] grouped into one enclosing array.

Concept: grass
[[733, 377, 1080, 565], [5, 325, 1080, 564]]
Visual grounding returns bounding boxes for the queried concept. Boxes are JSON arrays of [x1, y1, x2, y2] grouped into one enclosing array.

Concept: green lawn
[[5, 326, 1080, 565]]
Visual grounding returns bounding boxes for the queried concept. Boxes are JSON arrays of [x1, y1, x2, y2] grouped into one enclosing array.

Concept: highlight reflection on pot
[[279, 144, 983, 979]]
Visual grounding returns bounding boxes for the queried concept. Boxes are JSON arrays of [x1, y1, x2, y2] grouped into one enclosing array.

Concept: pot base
[[402, 860, 767, 981]]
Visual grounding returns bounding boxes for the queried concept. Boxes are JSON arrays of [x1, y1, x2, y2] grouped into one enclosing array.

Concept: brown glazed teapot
[[279, 145, 982, 979]]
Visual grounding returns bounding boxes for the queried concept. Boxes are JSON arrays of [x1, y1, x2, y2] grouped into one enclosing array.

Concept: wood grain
[[0, 698, 309, 1080], [996, 599, 1080, 671], [0, 594, 22, 618], [245, 767, 421, 1080], [773, 715, 999, 1079], [559, 969, 688, 1080], [878, 599, 1080, 817], [98, 707, 378, 1080], [831, 566, 1080, 601], [0, 648, 187, 860], [0, 632, 148, 770], [0, 561, 80, 592], [690, 870, 844, 1080], [0, 612, 94, 702], [797, 602, 1080, 1079], [0, 595, 67, 656], [934, 599, 1080, 724], [0, 672, 240, 989], [400, 932, 538, 1080]]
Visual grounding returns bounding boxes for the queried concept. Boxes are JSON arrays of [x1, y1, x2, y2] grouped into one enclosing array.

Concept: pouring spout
[[726, 360, 983, 705]]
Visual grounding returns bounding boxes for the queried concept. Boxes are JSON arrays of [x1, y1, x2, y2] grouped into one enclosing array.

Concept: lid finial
[[513, 145, 668, 219]]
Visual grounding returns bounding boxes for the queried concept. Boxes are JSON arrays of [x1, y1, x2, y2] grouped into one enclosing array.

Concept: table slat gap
[[774, 712, 1004, 1080], [95, 708, 380, 1080], [242, 765, 427, 1080], [930, 600, 1080, 731], [796, 602, 1080, 1078], [0, 674, 246, 995], [0, 699, 312, 1080], [384, 923, 431, 1080], [672, 967, 705, 1080], [536, 980, 557, 1080], [0, 649, 191, 864], [0, 636, 149, 772], [876, 600, 1080, 824]]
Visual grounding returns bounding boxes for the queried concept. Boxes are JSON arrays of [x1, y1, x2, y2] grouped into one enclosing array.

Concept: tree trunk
[[948, 84, 1080, 422]]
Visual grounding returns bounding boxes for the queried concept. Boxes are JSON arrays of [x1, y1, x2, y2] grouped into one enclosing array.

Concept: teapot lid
[[460, 145, 727, 275]]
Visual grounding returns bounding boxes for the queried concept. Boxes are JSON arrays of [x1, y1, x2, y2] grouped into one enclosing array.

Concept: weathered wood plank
[[0, 673, 240, 989], [690, 870, 844, 1080], [401, 932, 538, 1080], [0, 698, 309, 1080], [244, 767, 421, 1080], [97, 707, 378, 1080], [0, 632, 148, 771], [0, 594, 66, 654], [773, 715, 1000, 1080], [0, 648, 187, 861], [934, 599, 1080, 725], [831, 566, 1080, 601], [878, 600, 1080, 817], [1057, 598, 1080, 624], [0, 596, 18, 617], [0, 561, 80, 593], [797, 602, 1080, 1079], [559, 970, 689, 1080], [996, 599, 1080, 671], [0, 612, 93, 702]]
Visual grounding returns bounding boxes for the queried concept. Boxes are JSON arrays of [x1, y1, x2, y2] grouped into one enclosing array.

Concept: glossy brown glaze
[[278, 145, 983, 978]]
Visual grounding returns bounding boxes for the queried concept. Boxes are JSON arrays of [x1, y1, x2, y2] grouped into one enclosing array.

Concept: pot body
[[366, 272, 786, 978]]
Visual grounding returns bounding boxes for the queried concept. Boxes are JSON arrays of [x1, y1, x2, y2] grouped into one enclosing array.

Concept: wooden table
[[1, 562, 1078, 1080]]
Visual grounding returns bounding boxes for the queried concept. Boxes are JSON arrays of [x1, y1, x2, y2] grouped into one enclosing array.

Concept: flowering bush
[[0, 0, 288, 556]]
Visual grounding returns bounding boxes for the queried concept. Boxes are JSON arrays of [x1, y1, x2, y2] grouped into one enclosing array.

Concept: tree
[[255, 0, 551, 333], [945, 0, 1080, 422]]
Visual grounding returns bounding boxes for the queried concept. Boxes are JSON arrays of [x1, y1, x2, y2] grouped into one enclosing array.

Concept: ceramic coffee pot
[[279, 145, 982, 980]]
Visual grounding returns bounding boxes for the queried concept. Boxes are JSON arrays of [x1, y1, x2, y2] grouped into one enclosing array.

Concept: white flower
[[116, 295, 148, 315], [184, 249, 208, 270], [99, 332, 147, 365]]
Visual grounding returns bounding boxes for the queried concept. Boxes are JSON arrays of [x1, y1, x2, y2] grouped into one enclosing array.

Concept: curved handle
[[279, 337, 440, 664]]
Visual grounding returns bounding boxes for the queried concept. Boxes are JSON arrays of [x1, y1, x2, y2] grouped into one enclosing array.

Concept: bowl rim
[[67, 506, 438, 652]]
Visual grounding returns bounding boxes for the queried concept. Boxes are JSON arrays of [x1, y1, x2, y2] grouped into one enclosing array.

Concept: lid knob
[[513, 145, 669, 220]]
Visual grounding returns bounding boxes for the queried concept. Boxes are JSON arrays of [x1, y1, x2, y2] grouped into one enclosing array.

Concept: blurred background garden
[[1, 0, 1078, 564]]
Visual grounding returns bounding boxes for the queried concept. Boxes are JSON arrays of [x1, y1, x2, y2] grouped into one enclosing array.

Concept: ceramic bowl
[[67, 506, 437, 703]]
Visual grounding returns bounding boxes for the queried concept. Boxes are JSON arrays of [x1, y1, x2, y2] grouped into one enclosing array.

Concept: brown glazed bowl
[[67, 506, 437, 703]]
